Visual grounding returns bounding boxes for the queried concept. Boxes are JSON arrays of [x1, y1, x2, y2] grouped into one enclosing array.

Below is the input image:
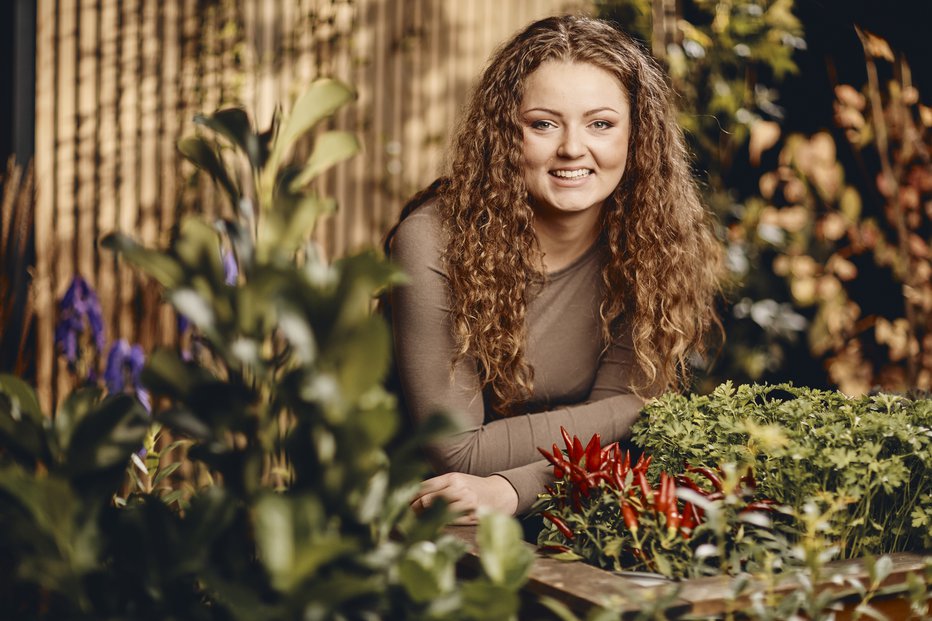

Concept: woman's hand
[[411, 473, 519, 524]]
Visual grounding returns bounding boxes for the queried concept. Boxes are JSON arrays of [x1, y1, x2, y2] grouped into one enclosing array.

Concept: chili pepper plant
[[533, 428, 790, 579]]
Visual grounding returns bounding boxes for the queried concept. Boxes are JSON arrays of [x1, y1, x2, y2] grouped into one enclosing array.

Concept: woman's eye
[[591, 120, 613, 130], [531, 120, 556, 130]]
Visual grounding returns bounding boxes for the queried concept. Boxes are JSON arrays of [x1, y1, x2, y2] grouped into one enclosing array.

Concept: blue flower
[[104, 339, 150, 412], [54, 275, 105, 366], [222, 248, 239, 285]]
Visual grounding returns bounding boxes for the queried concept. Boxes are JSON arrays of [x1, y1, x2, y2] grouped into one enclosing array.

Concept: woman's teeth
[[551, 169, 591, 179]]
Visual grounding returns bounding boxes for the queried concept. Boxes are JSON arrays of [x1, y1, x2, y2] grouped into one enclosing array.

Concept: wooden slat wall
[[33, 0, 591, 410]]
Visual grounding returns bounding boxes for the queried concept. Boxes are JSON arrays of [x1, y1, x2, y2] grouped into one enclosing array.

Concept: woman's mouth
[[550, 168, 593, 179]]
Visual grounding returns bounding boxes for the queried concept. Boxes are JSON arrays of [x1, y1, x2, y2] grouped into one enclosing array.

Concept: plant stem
[[856, 27, 919, 386]]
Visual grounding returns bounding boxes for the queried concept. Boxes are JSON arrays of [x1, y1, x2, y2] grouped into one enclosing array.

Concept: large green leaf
[[0, 463, 92, 600], [0, 374, 43, 421], [460, 580, 522, 621], [330, 315, 391, 399], [289, 130, 359, 190], [101, 233, 185, 289], [258, 189, 336, 263], [0, 375, 50, 466], [66, 394, 149, 478], [275, 79, 355, 158], [253, 493, 357, 592], [175, 218, 226, 288], [398, 539, 459, 603], [54, 386, 104, 460], [476, 512, 534, 590], [178, 135, 239, 206], [142, 348, 202, 399]]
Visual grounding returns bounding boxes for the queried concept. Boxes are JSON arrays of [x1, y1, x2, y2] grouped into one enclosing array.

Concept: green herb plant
[[633, 381, 932, 558]]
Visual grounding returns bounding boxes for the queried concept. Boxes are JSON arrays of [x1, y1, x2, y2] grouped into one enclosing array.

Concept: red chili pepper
[[656, 473, 674, 516], [560, 427, 573, 456], [612, 459, 625, 490], [552, 443, 565, 478], [621, 499, 639, 534], [634, 453, 652, 473], [538, 446, 567, 479], [542, 511, 574, 540], [601, 442, 619, 463], [674, 474, 705, 494], [635, 470, 653, 506], [585, 434, 602, 472], [623, 449, 632, 474], [741, 467, 757, 491], [572, 436, 584, 464], [686, 465, 723, 491], [680, 502, 697, 538]]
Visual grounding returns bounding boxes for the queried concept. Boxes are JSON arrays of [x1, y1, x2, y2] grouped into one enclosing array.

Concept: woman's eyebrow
[[521, 106, 621, 116], [584, 107, 620, 116], [522, 107, 563, 115]]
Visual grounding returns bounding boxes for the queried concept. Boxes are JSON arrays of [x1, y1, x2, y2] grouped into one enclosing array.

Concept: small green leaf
[[195, 107, 267, 168], [178, 135, 239, 205], [152, 461, 183, 487], [101, 233, 185, 289], [289, 131, 359, 190], [276, 79, 355, 156]]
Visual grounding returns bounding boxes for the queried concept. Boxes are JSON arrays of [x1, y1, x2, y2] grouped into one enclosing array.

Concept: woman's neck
[[533, 207, 602, 273]]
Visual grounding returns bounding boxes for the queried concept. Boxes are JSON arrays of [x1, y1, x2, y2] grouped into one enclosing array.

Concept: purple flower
[[222, 248, 239, 285], [54, 275, 105, 366], [104, 339, 151, 412]]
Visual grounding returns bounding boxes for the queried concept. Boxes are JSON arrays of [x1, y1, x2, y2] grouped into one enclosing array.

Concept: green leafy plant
[[632, 381, 932, 558], [0, 78, 531, 620]]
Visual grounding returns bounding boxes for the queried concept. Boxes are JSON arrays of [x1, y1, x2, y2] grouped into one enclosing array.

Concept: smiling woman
[[383, 15, 724, 522]]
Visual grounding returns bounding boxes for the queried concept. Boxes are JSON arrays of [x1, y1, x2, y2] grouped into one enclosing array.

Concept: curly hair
[[405, 15, 722, 414]]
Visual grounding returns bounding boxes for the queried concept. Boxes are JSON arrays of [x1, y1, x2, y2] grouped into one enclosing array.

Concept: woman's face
[[520, 60, 631, 219]]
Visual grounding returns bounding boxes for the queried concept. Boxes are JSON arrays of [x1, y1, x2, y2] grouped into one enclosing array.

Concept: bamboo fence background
[[32, 0, 591, 410]]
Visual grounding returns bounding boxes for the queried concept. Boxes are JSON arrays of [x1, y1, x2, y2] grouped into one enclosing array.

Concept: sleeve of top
[[389, 206, 650, 513]]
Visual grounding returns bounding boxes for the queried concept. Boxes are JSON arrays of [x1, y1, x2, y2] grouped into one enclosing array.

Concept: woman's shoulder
[[392, 198, 444, 254]]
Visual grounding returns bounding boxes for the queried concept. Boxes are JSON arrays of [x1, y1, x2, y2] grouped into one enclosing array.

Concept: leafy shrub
[[633, 382, 932, 557], [0, 79, 532, 621]]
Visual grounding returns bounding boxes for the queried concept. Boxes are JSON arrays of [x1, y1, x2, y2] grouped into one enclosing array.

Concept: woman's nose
[[556, 127, 585, 159]]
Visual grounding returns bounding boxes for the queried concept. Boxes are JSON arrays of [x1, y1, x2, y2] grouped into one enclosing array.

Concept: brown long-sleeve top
[[389, 201, 649, 513]]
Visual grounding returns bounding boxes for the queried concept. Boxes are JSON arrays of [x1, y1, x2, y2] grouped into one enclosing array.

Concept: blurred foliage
[[598, 0, 932, 394], [0, 79, 532, 620], [744, 32, 932, 395]]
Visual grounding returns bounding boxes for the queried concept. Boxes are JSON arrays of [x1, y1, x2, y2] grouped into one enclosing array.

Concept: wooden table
[[446, 525, 930, 619]]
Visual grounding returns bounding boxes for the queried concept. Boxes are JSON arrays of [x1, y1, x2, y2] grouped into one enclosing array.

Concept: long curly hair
[[400, 15, 723, 414]]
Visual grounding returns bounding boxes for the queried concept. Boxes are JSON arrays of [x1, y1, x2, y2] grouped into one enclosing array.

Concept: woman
[[386, 15, 722, 522]]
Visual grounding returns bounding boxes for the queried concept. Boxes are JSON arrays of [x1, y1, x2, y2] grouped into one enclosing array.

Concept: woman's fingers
[[410, 472, 518, 519]]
